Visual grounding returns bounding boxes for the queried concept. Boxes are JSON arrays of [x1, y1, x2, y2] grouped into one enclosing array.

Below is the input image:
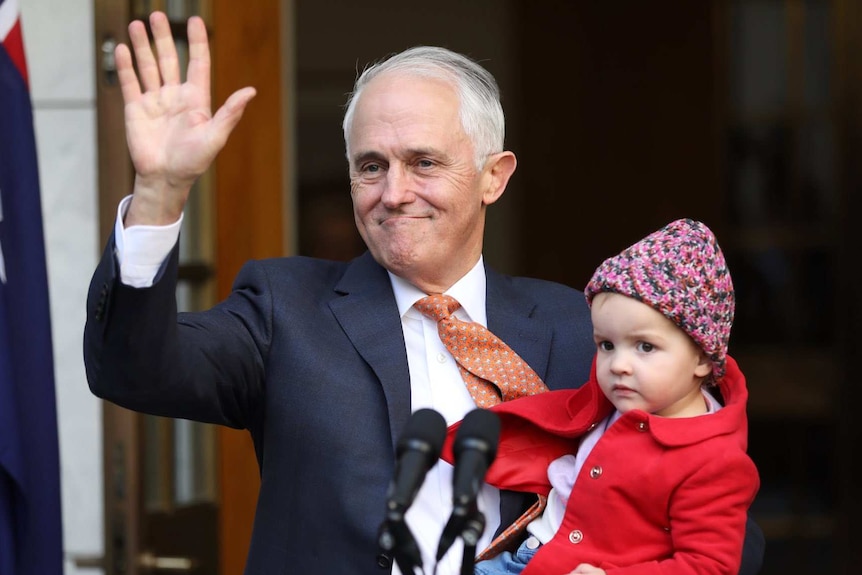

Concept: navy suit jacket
[[85, 241, 763, 574]]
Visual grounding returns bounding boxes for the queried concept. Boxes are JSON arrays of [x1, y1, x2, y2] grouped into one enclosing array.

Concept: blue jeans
[[473, 537, 540, 575]]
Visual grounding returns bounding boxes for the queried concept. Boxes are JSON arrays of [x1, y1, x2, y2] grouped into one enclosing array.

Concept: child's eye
[[598, 341, 614, 351], [637, 342, 655, 353]]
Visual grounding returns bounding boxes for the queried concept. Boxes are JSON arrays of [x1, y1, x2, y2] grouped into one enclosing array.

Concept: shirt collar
[[702, 388, 723, 413], [389, 256, 488, 326]]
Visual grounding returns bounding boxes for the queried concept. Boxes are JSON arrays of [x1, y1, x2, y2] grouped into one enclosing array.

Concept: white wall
[[19, 0, 103, 573]]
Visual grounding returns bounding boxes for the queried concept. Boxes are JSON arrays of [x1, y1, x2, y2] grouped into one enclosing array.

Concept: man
[[85, 11, 764, 575]]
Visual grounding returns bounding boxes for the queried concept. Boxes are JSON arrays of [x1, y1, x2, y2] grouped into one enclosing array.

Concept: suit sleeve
[[84, 234, 270, 430], [738, 513, 765, 575]]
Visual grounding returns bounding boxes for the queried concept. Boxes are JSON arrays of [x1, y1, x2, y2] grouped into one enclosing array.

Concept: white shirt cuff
[[114, 195, 183, 288]]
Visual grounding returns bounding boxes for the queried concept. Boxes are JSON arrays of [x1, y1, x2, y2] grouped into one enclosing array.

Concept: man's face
[[347, 73, 514, 294]]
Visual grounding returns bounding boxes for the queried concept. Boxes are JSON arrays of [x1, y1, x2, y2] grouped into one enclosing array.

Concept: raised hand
[[116, 11, 256, 226]]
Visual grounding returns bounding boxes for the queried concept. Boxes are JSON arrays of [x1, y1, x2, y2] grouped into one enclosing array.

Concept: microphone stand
[[458, 510, 485, 575], [379, 511, 424, 575], [436, 501, 487, 575]]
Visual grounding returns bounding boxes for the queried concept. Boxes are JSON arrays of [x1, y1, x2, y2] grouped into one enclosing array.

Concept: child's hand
[[567, 564, 606, 575]]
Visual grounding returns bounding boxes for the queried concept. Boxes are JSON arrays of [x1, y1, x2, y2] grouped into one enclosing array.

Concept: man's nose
[[381, 164, 415, 206]]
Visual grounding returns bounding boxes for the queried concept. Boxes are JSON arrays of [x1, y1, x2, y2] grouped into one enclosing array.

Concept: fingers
[[186, 16, 212, 110], [569, 564, 603, 575], [126, 11, 183, 92], [209, 87, 258, 148], [150, 12, 180, 85], [128, 18, 160, 92], [114, 43, 141, 104]]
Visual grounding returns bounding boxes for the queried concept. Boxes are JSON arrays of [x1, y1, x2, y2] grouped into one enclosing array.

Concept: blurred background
[[20, 0, 860, 573]]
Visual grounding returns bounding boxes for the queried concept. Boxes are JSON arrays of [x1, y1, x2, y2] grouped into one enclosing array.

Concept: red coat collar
[[441, 355, 749, 494]]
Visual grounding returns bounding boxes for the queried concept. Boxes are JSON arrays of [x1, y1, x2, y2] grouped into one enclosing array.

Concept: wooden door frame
[[94, 3, 140, 573], [211, 1, 292, 573]]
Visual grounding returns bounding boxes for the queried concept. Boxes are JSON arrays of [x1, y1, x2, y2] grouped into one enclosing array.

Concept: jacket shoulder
[[491, 271, 590, 316]]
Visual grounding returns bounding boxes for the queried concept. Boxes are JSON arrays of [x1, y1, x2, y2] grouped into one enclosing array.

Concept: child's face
[[590, 292, 712, 418]]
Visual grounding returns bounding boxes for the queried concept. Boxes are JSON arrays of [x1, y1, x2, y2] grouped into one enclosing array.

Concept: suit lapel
[[485, 267, 554, 382], [328, 259, 554, 533], [329, 252, 412, 450]]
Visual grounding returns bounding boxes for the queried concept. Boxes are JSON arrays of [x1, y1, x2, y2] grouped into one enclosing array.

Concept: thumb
[[209, 86, 257, 147]]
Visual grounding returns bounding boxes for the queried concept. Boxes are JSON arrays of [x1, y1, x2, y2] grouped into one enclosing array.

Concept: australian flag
[[0, 0, 64, 573]]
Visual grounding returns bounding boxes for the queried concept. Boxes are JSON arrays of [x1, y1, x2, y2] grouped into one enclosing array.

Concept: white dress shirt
[[114, 197, 501, 575], [388, 264, 501, 575]]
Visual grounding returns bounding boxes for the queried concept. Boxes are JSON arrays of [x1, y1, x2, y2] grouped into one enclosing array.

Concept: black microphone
[[379, 408, 447, 574], [384, 408, 447, 520], [435, 408, 501, 561]]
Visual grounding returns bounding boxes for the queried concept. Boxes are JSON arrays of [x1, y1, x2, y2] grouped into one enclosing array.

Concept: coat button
[[568, 529, 584, 544], [637, 421, 649, 432], [587, 422, 598, 431], [376, 553, 392, 569], [95, 285, 109, 321], [589, 465, 602, 479]]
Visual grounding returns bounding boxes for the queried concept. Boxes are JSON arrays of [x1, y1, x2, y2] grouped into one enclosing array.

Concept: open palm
[[117, 12, 255, 224]]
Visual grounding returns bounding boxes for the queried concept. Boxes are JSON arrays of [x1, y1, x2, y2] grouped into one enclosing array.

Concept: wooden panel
[[95, 0, 134, 251], [210, 1, 284, 573], [94, 3, 140, 573], [212, 0, 285, 285]]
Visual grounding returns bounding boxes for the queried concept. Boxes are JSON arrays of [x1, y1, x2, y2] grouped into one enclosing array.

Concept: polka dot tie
[[414, 294, 549, 408]]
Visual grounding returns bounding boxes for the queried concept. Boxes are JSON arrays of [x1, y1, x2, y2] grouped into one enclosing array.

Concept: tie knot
[[414, 294, 462, 322]]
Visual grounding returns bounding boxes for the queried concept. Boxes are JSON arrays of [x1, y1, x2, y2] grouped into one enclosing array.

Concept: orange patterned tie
[[415, 294, 551, 560], [414, 294, 549, 408]]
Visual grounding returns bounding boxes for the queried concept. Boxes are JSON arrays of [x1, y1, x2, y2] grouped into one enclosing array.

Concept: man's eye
[[363, 164, 381, 173], [417, 159, 434, 168]]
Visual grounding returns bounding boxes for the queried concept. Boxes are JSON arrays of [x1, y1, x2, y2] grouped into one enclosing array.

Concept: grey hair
[[342, 46, 506, 170]]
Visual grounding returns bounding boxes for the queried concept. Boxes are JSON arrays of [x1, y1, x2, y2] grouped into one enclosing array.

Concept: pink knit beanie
[[584, 218, 734, 378]]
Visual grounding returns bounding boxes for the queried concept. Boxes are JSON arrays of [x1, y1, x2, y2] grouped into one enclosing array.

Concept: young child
[[443, 218, 759, 575]]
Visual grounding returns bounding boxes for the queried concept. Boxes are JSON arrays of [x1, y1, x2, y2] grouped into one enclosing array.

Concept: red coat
[[442, 355, 759, 575]]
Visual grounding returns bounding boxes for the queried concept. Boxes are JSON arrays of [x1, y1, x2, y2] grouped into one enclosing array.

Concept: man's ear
[[481, 151, 517, 206]]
